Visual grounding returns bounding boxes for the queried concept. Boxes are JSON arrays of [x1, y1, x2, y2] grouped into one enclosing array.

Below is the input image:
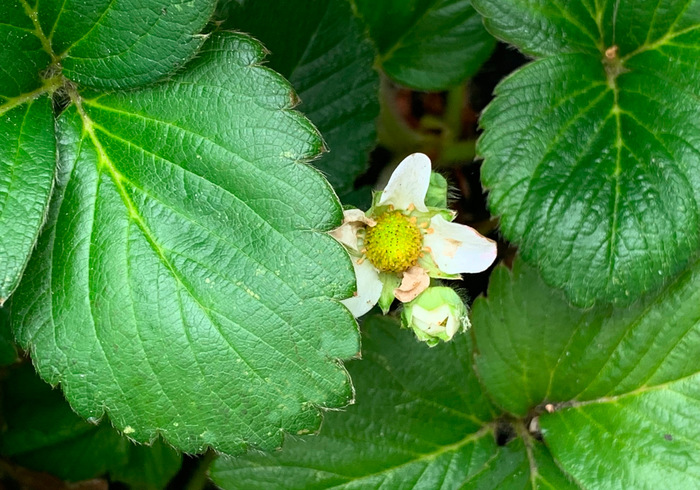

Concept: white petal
[[412, 304, 451, 335], [445, 314, 460, 339], [341, 258, 383, 317], [424, 215, 497, 274], [378, 153, 431, 212]]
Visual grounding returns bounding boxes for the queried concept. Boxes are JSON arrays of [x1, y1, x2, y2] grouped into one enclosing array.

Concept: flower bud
[[401, 287, 469, 347], [424, 172, 448, 208]]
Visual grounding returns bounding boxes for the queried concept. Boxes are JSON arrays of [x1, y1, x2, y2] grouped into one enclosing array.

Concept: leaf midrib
[[0, 1, 60, 116], [622, 5, 700, 61], [19, 0, 57, 63], [561, 405, 700, 478], [0, 79, 61, 117], [279, 425, 495, 489], [83, 98, 322, 227], [71, 94, 343, 404], [377, 0, 468, 63], [55, 0, 117, 57], [77, 97, 277, 400], [83, 111, 341, 305]]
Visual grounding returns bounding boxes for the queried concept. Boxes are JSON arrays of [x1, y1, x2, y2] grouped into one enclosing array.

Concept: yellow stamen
[[407, 203, 415, 212], [426, 228, 434, 234], [364, 211, 423, 272]]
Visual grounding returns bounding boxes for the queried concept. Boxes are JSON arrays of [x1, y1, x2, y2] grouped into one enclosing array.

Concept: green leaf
[[475, 1, 700, 306], [472, 261, 605, 417], [0, 96, 56, 302], [0, 1, 53, 99], [378, 272, 401, 313], [216, 0, 379, 194], [472, 258, 700, 487], [471, 0, 603, 57], [36, 0, 216, 89], [211, 316, 524, 489], [352, 0, 495, 90], [463, 437, 579, 489], [0, 363, 181, 488], [11, 32, 359, 455], [542, 384, 700, 489]]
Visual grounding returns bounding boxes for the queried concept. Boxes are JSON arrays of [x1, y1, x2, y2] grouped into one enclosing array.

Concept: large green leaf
[[211, 316, 575, 489], [11, 32, 359, 455], [542, 382, 700, 489], [462, 437, 580, 489], [36, 0, 215, 89], [474, 0, 700, 306], [0, 1, 52, 99], [472, 261, 606, 417], [0, 96, 56, 302], [472, 258, 700, 487], [217, 0, 379, 194], [0, 363, 181, 488], [352, 0, 495, 90]]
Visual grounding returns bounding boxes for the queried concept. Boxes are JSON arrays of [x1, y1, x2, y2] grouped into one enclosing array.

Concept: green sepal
[[378, 272, 401, 314], [368, 190, 454, 223], [418, 254, 460, 280], [424, 172, 448, 208]]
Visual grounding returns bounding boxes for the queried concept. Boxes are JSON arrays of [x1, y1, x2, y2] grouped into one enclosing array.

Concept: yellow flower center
[[364, 211, 423, 272]]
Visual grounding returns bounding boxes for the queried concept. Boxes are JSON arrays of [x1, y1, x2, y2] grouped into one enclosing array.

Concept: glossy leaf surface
[[472, 258, 700, 487], [0, 96, 56, 302], [462, 437, 579, 489], [38, 0, 216, 89], [353, 0, 495, 90], [475, 0, 700, 305], [0, 1, 52, 98], [212, 316, 572, 489], [12, 32, 359, 455], [217, 0, 379, 194]]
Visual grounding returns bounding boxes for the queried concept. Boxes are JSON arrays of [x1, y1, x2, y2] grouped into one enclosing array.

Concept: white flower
[[401, 286, 470, 347], [332, 153, 497, 318]]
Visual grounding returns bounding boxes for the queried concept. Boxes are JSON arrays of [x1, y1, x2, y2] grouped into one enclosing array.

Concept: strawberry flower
[[332, 153, 497, 318]]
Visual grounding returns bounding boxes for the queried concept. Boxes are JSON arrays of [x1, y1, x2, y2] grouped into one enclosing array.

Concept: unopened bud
[[401, 286, 469, 347]]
